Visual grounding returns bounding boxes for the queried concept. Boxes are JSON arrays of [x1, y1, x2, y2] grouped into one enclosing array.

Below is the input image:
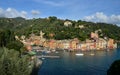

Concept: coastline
[[31, 57, 42, 75]]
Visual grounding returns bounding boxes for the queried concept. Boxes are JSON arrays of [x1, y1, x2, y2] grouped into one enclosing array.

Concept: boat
[[75, 53, 84, 56], [90, 53, 95, 56], [46, 50, 51, 53], [51, 49, 56, 52], [41, 58, 45, 60], [55, 51, 59, 53]]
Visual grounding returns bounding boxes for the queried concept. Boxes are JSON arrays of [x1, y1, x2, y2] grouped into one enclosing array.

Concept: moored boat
[[75, 53, 84, 56], [90, 53, 95, 56]]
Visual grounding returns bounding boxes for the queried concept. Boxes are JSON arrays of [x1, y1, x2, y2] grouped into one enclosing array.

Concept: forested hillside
[[0, 16, 120, 41]]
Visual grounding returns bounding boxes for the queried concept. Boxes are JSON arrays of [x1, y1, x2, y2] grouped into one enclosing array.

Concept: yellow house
[[56, 41, 64, 49], [70, 38, 79, 50], [81, 43, 87, 51], [43, 41, 49, 47]]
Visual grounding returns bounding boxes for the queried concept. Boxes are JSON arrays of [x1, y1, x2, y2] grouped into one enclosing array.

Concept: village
[[15, 30, 117, 52]]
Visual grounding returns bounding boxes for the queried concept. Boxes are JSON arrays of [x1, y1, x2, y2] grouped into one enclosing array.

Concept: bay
[[38, 48, 120, 75]]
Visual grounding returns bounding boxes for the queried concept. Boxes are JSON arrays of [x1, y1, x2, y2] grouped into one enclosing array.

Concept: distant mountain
[[13, 17, 26, 20]]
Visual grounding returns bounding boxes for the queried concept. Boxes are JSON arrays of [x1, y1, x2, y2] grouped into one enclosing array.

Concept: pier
[[37, 55, 60, 58]]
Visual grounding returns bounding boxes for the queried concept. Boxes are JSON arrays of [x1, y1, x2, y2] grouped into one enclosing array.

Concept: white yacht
[[75, 53, 84, 56], [90, 53, 95, 56]]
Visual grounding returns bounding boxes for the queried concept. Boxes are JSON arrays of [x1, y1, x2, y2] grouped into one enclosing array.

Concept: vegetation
[[0, 29, 15, 47], [107, 60, 120, 75], [0, 25, 33, 75], [0, 48, 32, 75], [0, 17, 120, 41], [0, 29, 25, 52]]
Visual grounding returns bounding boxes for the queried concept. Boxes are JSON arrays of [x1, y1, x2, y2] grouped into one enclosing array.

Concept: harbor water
[[38, 48, 120, 75]]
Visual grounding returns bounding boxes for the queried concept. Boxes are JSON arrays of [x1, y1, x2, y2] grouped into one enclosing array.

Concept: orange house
[[33, 39, 40, 45], [107, 39, 114, 49], [49, 39, 57, 49], [26, 45, 32, 51]]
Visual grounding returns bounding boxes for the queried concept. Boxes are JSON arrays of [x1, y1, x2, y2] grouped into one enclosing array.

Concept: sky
[[0, 0, 120, 25]]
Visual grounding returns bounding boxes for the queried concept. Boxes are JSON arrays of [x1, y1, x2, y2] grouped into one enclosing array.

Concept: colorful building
[[107, 38, 114, 49]]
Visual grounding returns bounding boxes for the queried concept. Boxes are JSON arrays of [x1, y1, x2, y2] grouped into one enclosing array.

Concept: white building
[[64, 21, 72, 27]]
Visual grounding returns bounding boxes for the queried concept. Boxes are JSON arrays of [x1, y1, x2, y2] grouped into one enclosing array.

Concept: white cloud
[[0, 7, 28, 18], [0, 8, 4, 17], [21, 11, 27, 17], [83, 12, 120, 25], [0, 7, 41, 19], [31, 10, 40, 15]]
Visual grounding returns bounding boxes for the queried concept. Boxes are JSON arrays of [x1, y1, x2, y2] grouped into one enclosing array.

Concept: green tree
[[0, 48, 32, 75], [6, 40, 23, 52]]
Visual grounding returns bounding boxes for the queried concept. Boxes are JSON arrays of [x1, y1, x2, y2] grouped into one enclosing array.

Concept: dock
[[37, 55, 60, 58]]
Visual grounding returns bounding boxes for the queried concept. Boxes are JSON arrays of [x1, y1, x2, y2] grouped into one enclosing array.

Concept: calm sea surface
[[38, 48, 120, 75]]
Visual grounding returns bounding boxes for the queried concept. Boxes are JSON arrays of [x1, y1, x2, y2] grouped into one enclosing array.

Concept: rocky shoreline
[[31, 57, 42, 75]]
